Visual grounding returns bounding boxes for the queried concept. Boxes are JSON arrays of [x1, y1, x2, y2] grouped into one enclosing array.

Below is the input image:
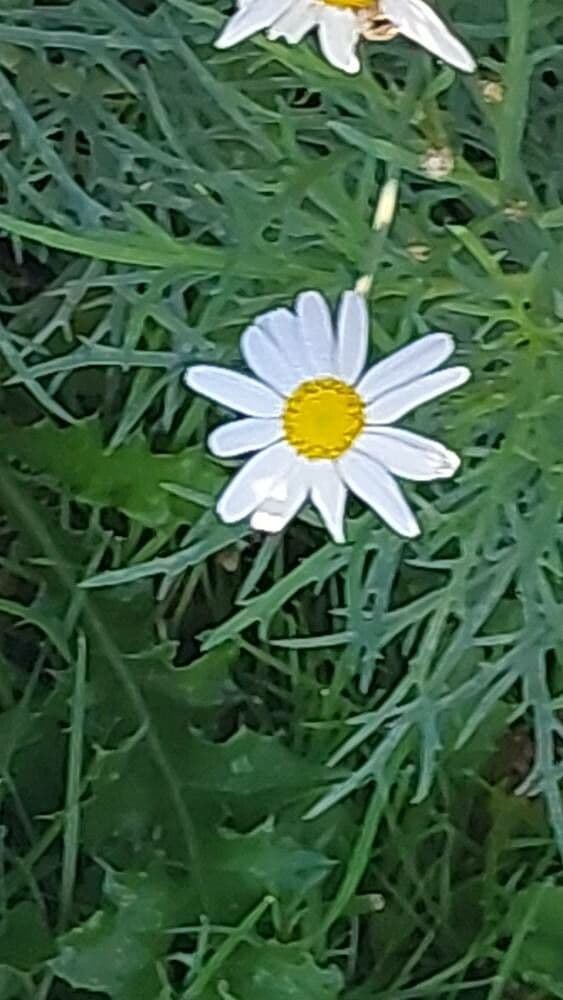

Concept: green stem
[[58, 632, 87, 930], [183, 896, 274, 999]]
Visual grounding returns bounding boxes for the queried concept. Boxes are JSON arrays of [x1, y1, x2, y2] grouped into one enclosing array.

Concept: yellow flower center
[[322, 0, 375, 9], [283, 378, 365, 460]]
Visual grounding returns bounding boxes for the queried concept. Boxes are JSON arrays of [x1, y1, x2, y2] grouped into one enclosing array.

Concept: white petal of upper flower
[[250, 460, 308, 533], [295, 290, 336, 377], [317, 7, 361, 75], [268, 0, 319, 42], [355, 427, 461, 481], [208, 417, 282, 457], [365, 366, 470, 424], [216, 441, 296, 523], [339, 450, 420, 538], [185, 366, 282, 418], [215, 0, 293, 48], [335, 291, 369, 384], [357, 332, 454, 403], [309, 460, 347, 543], [383, 0, 476, 72], [241, 323, 302, 396]]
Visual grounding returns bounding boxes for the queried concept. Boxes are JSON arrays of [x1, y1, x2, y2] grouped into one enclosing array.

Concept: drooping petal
[[357, 332, 454, 404], [295, 290, 336, 378], [365, 366, 470, 424], [250, 460, 308, 533], [255, 307, 316, 382], [216, 442, 296, 523], [241, 323, 302, 396], [208, 417, 282, 457], [185, 365, 282, 417], [383, 0, 476, 72], [355, 426, 461, 481], [339, 450, 420, 538], [215, 0, 293, 48], [317, 7, 361, 74], [268, 0, 319, 42], [335, 290, 369, 385], [309, 460, 347, 543]]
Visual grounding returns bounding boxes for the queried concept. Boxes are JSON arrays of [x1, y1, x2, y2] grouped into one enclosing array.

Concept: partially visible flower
[[479, 78, 505, 104], [407, 242, 431, 263], [215, 0, 476, 75], [503, 200, 529, 222], [184, 291, 470, 543], [421, 145, 455, 181]]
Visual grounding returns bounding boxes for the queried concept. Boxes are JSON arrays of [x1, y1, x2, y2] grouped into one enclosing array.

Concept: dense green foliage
[[0, 0, 563, 996]]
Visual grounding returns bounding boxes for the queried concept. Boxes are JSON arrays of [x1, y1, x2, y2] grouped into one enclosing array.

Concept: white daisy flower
[[184, 291, 470, 543], [215, 0, 476, 75]]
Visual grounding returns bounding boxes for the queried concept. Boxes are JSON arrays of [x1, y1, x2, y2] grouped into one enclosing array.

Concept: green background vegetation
[[0, 0, 563, 996]]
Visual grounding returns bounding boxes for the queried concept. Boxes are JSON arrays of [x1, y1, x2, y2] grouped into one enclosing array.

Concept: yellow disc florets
[[283, 378, 365, 460]]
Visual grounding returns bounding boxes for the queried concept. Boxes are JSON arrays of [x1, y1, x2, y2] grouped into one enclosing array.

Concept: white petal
[[309, 461, 347, 543], [317, 8, 361, 74], [383, 0, 476, 72], [215, 0, 293, 48], [255, 307, 315, 382], [355, 427, 461, 481], [250, 461, 308, 534], [365, 366, 470, 424], [268, 0, 318, 42], [357, 332, 454, 403], [241, 323, 302, 396], [335, 291, 369, 384], [295, 290, 336, 378], [216, 442, 296, 523], [185, 365, 282, 418], [339, 450, 420, 538], [208, 417, 282, 457]]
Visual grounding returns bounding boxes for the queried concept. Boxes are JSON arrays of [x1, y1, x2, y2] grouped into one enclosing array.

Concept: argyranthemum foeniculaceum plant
[[216, 0, 476, 75], [185, 291, 470, 543]]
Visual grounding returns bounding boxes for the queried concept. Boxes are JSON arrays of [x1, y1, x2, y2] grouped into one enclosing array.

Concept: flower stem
[[355, 170, 400, 297]]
